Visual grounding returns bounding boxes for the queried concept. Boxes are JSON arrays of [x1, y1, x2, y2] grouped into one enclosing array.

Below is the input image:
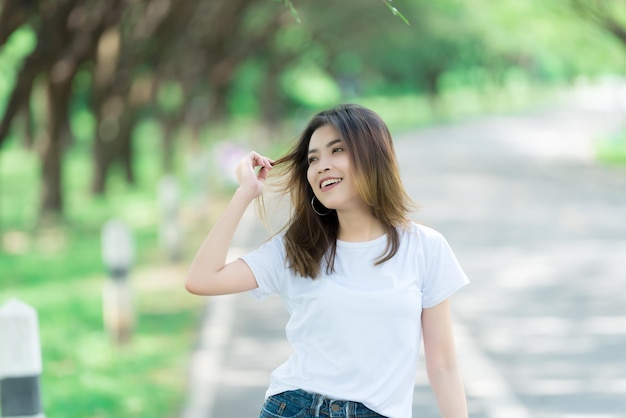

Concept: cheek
[[306, 167, 316, 189]]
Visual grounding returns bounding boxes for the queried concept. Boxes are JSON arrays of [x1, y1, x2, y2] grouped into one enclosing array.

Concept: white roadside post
[[101, 219, 135, 345], [157, 175, 182, 262], [0, 299, 45, 418]]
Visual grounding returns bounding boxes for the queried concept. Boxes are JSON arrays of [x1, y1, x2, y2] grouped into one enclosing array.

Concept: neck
[[336, 209, 385, 242]]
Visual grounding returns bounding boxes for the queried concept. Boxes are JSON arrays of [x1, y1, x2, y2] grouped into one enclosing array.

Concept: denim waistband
[[282, 389, 384, 417]]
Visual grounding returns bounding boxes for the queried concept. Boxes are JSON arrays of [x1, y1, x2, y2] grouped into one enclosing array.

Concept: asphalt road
[[182, 84, 626, 418]]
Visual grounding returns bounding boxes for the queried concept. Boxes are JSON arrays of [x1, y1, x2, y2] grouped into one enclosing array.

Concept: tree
[[0, 0, 123, 219], [0, 0, 285, 215], [570, 0, 626, 48], [1, 0, 623, 223]]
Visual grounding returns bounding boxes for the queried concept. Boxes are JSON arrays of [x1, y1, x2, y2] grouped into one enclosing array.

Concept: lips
[[320, 177, 342, 190]]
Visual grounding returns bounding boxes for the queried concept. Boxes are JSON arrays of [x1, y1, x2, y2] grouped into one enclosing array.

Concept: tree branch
[[0, 47, 46, 149], [0, 0, 35, 48], [570, 0, 626, 47]]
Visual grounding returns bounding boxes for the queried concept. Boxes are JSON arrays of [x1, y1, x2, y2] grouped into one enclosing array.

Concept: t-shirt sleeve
[[421, 230, 469, 309], [239, 234, 288, 301]]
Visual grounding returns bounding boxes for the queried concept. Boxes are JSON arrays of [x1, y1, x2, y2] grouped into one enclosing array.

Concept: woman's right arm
[[185, 151, 273, 296]]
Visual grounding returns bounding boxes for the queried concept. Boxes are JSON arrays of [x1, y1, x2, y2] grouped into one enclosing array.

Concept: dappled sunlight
[[113, 199, 159, 230], [2, 230, 30, 254], [392, 92, 626, 416], [1, 0, 626, 417], [34, 227, 70, 255]]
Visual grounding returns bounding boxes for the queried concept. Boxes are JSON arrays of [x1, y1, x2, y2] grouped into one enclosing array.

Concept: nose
[[317, 156, 332, 173]]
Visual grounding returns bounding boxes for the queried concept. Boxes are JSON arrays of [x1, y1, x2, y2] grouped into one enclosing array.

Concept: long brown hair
[[270, 104, 416, 278]]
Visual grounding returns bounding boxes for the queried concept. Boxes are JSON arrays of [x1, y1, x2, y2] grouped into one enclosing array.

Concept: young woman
[[186, 104, 469, 418]]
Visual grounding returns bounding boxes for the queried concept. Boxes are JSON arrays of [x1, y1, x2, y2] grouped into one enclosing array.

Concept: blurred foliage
[[0, 0, 624, 219], [597, 129, 626, 165], [0, 124, 210, 416], [1, 261, 205, 417], [1, 0, 626, 416]]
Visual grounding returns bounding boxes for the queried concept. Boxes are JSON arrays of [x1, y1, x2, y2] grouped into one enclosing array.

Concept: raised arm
[[185, 151, 273, 296], [422, 299, 469, 418]]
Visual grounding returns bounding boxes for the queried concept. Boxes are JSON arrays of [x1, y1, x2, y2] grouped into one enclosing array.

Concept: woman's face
[[306, 124, 362, 212]]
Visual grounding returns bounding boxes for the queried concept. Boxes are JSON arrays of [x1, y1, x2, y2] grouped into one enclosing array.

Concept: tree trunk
[[40, 79, 70, 219], [260, 62, 283, 128], [92, 98, 138, 193], [0, 50, 44, 149], [161, 116, 180, 174], [119, 108, 136, 184], [20, 104, 35, 149], [91, 152, 107, 195], [91, 99, 117, 195], [0, 0, 33, 48], [207, 82, 230, 122], [424, 69, 443, 120], [92, 130, 116, 195]]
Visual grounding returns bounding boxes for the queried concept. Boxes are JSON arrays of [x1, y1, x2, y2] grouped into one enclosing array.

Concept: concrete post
[[101, 219, 134, 345], [0, 299, 45, 418]]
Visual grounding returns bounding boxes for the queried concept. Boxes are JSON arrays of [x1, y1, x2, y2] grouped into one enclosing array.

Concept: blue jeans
[[259, 389, 386, 417]]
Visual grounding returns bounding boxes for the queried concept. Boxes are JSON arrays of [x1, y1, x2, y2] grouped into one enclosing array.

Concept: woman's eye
[[332, 147, 344, 153], [307, 157, 318, 164]]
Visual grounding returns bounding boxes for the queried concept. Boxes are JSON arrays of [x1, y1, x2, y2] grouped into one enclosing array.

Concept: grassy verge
[[0, 130, 217, 417], [1, 243, 208, 418], [1, 266, 205, 418], [596, 129, 626, 166]]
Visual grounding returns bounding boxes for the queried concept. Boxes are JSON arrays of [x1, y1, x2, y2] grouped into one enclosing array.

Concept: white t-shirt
[[240, 222, 469, 418]]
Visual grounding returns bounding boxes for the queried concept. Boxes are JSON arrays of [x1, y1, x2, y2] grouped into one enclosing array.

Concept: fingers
[[236, 151, 274, 191], [257, 166, 268, 182], [248, 151, 274, 171]]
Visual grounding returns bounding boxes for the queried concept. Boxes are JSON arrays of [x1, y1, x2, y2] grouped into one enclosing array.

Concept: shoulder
[[242, 233, 287, 261], [400, 221, 446, 245], [267, 232, 286, 245], [263, 233, 287, 253]]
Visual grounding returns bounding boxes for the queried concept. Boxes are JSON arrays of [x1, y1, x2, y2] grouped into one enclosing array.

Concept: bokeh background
[[1, 0, 625, 417]]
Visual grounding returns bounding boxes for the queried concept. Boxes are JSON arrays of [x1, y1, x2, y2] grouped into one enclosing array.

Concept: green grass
[[1, 272, 204, 417], [1, 243, 206, 417], [596, 129, 626, 166], [0, 125, 210, 417]]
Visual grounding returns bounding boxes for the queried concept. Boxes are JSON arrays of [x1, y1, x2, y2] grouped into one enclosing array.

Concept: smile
[[320, 178, 342, 189]]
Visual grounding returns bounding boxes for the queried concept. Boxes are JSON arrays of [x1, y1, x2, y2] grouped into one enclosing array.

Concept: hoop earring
[[311, 196, 332, 216]]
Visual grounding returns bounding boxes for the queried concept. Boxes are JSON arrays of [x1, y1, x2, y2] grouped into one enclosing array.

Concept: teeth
[[321, 178, 342, 188]]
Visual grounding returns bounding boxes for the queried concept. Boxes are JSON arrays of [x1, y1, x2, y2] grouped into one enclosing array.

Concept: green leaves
[[275, 0, 409, 26], [276, 0, 301, 23], [383, 0, 410, 25]]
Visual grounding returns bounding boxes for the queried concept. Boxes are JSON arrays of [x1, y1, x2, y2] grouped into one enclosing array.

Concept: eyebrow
[[308, 139, 343, 155]]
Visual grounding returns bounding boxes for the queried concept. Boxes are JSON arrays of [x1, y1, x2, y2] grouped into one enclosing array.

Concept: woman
[[186, 104, 469, 418]]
